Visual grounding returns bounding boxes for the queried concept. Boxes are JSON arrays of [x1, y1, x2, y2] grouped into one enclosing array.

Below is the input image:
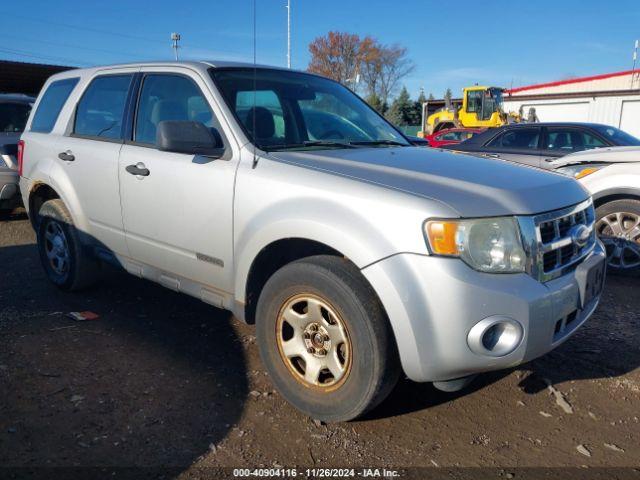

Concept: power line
[[0, 33, 151, 61], [0, 46, 91, 66], [11, 14, 165, 45]]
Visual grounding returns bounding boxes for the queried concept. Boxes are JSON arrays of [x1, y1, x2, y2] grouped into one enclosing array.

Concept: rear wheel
[[256, 255, 399, 422], [595, 199, 640, 275], [36, 199, 101, 290]]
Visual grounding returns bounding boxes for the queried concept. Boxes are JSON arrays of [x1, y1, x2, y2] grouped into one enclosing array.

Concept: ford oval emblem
[[570, 224, 590, 247]]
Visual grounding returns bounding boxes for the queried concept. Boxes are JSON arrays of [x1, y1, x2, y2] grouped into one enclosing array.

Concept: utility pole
[[286, 0, 291, 68], [632, 39, 638, 89], [171, 32, 181, 61]]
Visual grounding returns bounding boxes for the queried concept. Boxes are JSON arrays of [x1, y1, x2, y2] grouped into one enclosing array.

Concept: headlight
[[556, 163, 607, 179], [424, 217, 526, 273]]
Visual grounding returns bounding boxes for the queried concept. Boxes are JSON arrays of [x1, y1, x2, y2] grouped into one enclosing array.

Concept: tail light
[[17, 140, 25, 177]]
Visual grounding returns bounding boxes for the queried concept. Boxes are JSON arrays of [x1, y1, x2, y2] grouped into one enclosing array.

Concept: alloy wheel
[[596, 211, 640, 270]]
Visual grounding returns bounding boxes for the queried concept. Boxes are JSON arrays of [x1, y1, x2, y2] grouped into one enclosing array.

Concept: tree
[[444, 88, 453, 109], [386, 86, 413, 126], [307, 31, 374, 86], [307, 32, 414, 105], [365, 92, 387, 115], [376, 45, 414, 107], [428, 93, 435, 100], [409, 90, 428, 126]]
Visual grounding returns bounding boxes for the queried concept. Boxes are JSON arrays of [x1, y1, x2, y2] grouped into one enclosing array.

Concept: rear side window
[[30, 78, 79, 133], [74, 75, 132, 140], [544, 128, 606, 152], [487, 128, 540, 150]]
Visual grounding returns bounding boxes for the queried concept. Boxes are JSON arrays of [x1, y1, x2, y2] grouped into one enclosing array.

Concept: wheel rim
[[44, 221, 70, 275], [276, 294, 352, 391], [596, 211, 640, 270]]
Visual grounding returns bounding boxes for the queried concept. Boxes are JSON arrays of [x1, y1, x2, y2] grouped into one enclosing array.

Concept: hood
[[268, 147, 589, 217], [550, 146, 640, 168]]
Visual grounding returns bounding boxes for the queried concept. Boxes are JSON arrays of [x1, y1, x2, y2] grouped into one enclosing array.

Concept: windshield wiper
[[265, 141, 357, 151], [348, 140, 408, 147], [302, 140, 357, 148]]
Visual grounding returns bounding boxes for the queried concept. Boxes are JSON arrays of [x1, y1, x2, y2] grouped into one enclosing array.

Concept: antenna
[[171, 32, 181, 61], [252, 0, 259, 169], [286, 0, 291, 68]]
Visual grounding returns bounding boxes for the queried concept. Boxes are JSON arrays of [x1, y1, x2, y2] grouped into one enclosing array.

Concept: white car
[[552, 146, 640, 274]]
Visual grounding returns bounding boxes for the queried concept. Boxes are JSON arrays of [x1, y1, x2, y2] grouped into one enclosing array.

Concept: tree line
[[307, 31, 441, 126]]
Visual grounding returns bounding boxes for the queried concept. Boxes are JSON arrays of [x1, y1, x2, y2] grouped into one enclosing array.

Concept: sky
[[2, 0, 640, 100]]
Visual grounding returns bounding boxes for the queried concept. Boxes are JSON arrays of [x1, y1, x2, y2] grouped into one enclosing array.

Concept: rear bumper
[[362, 241, 606, 382]]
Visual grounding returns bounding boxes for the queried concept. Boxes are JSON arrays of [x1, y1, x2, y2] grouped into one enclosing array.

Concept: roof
[[506, 69, 639, 95], [0, 93, 36, 103], [0, 60, 74, 96]]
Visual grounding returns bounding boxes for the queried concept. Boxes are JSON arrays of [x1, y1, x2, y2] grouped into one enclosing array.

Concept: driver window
[[134, 74, 218, 145]]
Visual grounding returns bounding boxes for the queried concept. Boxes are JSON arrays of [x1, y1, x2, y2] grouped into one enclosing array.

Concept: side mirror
[[156, 120, 225, 158]]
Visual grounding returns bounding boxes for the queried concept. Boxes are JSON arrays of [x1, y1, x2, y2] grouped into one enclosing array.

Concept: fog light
[[467, 316, 523, 357]]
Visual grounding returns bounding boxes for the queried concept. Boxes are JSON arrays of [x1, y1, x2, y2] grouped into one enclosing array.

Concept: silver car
[[19, 61, 606, 422], [0, 94, 34, 212]]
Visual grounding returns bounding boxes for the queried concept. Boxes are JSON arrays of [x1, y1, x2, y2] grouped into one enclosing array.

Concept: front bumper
[[361, 241, 606, 382], [0, 168, 20, 208]]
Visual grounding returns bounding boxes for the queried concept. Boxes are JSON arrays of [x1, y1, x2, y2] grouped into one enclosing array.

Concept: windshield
[[592, 125, 640, 146], [210, 68, 410, 151], [0, 101, 32, 133]]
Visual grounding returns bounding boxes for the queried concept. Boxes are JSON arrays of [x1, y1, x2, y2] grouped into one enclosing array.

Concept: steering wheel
[[319, 130, 345, 140]]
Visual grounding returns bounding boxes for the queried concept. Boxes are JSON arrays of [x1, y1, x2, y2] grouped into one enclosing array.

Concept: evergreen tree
[[365, 92, 387, 115], [428, 93, 435, 100], [444, 88, 453, 108], [386, 86, 413, 125]]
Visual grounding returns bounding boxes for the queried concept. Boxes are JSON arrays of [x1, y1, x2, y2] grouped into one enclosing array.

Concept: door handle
[[485, 153, 500, 158], [544, 157, 555, 163], [58, 151, 75, 162], [125, 162, 150, 177]]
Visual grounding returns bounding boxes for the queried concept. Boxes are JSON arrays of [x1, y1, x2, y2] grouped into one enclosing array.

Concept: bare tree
[[376, 45, 414, 106]]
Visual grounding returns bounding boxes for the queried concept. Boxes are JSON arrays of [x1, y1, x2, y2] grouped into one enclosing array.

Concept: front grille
[[532, 200, 596, 280]]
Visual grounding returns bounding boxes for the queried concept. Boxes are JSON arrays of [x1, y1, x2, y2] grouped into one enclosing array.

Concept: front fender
[[233, 196, 398, 304]]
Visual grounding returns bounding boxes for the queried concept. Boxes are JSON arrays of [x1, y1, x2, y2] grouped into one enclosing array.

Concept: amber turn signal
[[425, 220, 459, 256]]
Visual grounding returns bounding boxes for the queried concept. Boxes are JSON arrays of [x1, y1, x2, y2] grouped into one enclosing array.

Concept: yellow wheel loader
[[419, 86, 534, 136]]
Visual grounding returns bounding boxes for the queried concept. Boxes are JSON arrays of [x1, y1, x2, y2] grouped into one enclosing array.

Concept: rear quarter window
[[30, 78, 79, 133]]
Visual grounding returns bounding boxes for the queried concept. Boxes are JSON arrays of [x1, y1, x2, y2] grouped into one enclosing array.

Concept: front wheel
[[256, 255, 399, 422], [595, 199, 640, 275]]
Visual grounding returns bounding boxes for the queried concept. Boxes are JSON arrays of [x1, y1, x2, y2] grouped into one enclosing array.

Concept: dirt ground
[[1, 210, 639, 479]]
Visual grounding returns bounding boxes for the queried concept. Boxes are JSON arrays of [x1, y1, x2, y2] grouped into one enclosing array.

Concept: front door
[[118, 70, 237, 293], [479, 126, 543, 167]]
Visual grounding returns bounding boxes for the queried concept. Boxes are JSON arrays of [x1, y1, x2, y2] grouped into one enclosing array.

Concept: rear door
[[54, 70, 137, 254], [479, 126, 543, 167], [118, 68, 238, 294]]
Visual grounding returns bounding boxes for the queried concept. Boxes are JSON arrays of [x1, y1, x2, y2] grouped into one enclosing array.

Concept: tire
[[36, 199, 101, 290], [256, 255, 400, 422], [595, 199, 640, 276]]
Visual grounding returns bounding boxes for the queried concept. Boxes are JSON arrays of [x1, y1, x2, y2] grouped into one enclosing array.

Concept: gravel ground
[[1, 211, 639, 478]]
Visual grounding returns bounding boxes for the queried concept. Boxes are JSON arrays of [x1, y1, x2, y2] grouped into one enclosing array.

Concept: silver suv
[[19, 61, 606, 422]]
